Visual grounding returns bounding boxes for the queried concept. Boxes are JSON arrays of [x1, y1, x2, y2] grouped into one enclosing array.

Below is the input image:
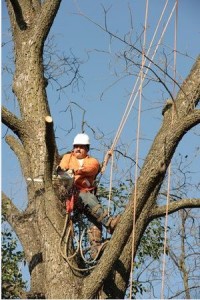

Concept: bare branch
[[124, 54, 175, 101], [115, 149, 137, 167], [150, 198, 200, 219], [169, 285, 200, 299], [167, 247, 181, 269], [74, 8, 184, 94], [2, 191, 43, 272]]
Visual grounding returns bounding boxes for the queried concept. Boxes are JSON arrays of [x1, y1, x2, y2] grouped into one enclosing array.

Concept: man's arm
[[59, 154, 70, 170], [75, 158, 100, 177]]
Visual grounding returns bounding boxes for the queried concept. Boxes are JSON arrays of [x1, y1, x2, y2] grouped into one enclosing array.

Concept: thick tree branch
[[2, 192, 22, 229], [32, 0, 62, 45], [110, 185, 162, 298], [5, 135, 30, 179], [30, 0, 41, 11], [6, 0, 62, 52], [176, 55, 200, 112], [2, 106, 23, 138], [8, 0, 28, 30], [150, 198, 200, 219], [3, 191, 46, 293], [6, 0, 39, 33]]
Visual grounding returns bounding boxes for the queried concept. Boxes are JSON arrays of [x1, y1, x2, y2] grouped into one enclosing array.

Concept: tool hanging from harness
[[54, 167, 78, 213], [66, 190, 75, 213]]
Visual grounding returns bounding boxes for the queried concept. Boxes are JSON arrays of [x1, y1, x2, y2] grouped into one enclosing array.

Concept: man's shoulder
[[87, 156, 100, 164], [61, 151, 73, 160]]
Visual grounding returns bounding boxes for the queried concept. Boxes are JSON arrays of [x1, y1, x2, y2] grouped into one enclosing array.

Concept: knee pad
[[91, 205, 108, 223]]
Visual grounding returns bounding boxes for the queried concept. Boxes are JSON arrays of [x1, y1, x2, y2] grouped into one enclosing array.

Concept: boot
[[106, 215, 121, 234], [87, 225, 102, 260]]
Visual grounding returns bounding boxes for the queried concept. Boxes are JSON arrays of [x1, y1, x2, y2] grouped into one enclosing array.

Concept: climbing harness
[[65, 186, 79, 213]]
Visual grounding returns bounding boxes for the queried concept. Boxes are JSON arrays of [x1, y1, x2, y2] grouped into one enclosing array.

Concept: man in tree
[[2, 0, 200, 297], [58, 133, 120, 258]]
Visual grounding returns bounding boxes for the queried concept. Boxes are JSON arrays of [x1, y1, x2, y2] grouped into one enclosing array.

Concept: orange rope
[[161, 1, 178, 298]]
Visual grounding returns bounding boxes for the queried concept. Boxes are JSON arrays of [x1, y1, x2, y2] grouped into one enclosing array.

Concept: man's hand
[[56, 166, 67, 174], [101, 149, 113, 174]]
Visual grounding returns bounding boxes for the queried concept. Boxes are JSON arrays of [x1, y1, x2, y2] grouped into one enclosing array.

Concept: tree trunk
[[3, 1, 84, 298], [2, 1, 200, 298]]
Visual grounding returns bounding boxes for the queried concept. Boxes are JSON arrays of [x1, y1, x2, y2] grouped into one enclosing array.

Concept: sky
[[1, 0, 200, 298]]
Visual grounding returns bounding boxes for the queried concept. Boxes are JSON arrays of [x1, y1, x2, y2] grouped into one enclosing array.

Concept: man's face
[[73, 145, 88, 159]]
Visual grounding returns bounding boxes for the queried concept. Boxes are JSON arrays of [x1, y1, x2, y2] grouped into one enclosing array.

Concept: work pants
[[77, 191, 109, 228]]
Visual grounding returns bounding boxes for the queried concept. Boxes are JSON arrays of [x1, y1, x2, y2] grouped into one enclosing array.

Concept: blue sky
[[2, 0, 200, 297], [2, 1, 200, 139], [46, 0, 200, 158]]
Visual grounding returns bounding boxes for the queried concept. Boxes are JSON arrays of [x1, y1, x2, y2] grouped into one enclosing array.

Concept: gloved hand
[[55, 165, 67, 174], [55, 166, 74, 180], [66, 169, 74, 177]]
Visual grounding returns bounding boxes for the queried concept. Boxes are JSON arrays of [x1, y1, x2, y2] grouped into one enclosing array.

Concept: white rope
[[161, 1, 178, 297], [129, 0, 149, 297], [110, 0, 171, 153], [107, 153, 114, 216], [104, 1, 176, 208]]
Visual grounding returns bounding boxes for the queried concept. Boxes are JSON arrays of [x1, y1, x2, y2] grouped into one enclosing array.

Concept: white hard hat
[[73, 133, 90, 145]]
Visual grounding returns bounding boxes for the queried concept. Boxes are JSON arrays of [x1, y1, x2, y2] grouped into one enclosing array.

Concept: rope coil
[[59, 212, 109, 272]]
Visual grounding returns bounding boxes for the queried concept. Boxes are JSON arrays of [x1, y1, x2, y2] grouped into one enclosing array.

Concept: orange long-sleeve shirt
[[59, 152, 100, 191]]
